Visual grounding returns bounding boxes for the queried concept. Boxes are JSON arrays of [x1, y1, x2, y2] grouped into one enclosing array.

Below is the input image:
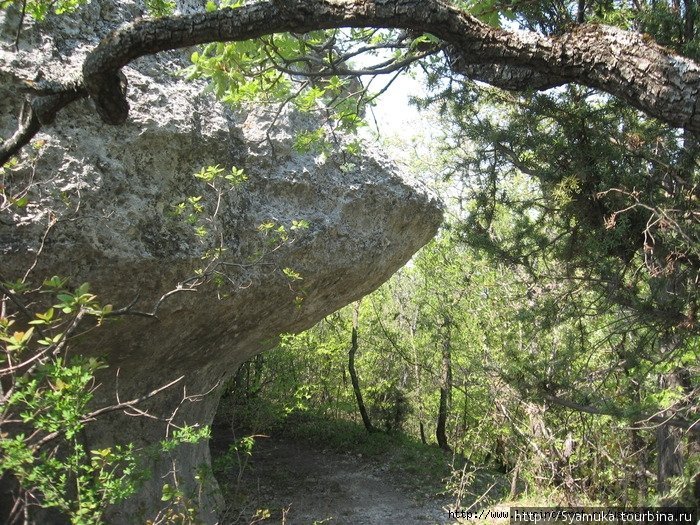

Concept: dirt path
[[213, 434, 453, 525]]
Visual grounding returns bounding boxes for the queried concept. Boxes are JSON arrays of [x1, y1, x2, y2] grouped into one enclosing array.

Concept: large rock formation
[[0, 1, 441, 522]]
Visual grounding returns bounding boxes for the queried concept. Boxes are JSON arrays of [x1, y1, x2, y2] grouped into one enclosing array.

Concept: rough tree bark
[[3, 0, 700, 165]]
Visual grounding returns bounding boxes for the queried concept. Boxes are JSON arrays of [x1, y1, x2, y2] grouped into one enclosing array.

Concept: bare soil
[[211, 432, 454, 525]]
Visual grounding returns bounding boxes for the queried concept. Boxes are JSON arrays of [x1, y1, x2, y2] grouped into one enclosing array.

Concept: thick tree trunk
[[5, 0, 700, 165], [349, 302, 374, 433]]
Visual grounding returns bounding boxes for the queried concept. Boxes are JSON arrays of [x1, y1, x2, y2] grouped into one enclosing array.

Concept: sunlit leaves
[[291, 219, 310, 231], [172, 165, 248, 245], [282, 267, 303, 282], [184, 29, 416, 140], [43, 275, 69, 290], [205, 0, 246, 11], [160, 425, 211, 452], [225, 166, 248, 185], [257, 220, 289, 244], [144, 0, 175, 17], [187, 39, 294, 106], [451, 0, 516, 28], [0, 327, 34, 352], [194, 164, 225, 182], [0, 0, 87, 21], [53, 282, 97, 314], [0, 274, 214, 522], [294, 128, 327, 153]]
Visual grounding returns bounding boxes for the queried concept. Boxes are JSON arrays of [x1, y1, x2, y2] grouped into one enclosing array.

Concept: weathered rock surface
[[0, 1, 441, 522]]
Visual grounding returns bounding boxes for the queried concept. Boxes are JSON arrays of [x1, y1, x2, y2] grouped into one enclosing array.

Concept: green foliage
[[281, 267, 303, 282], [293, 128, 329, 154], [455, 0, 516, 27], [1, 436, 140, 524], [167, 164, 312, 303], [0, 0, 87, 21], [145, 0, 175, 18], [161, 425, 212, 452], [473, 0, 700, 60], [186, 38, 296, 106], [410, 11, 699, 499], [212, 435, 255, 481], [0, 277, 215, 523], [4, 0, 700, 516], [205, 0, 246, 12], [183, 27, 434, 142], [171, 164, 248, 242], [0, 281, 142, 524], [216, 69, 699, 502]]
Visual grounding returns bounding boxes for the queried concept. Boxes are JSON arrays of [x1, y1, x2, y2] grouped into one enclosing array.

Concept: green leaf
[[12, 196, 29, 208], [29, 308, 55, 325], [282, 267, 303, 281], [43, 276, 68, 289]]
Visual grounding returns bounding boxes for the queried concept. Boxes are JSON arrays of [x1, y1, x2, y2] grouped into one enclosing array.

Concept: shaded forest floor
[[210, 415, 507, 525]]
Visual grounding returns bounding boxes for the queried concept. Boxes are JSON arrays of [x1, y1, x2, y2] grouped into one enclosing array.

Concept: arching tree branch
[[3, 0, 700, 165]]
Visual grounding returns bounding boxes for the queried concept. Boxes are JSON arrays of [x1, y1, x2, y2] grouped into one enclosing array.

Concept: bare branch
[[82, 375, 185, 421], [1, 89, 86, 165]]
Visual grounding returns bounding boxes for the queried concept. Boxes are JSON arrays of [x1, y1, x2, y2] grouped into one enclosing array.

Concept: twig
[[14, 0, 27, 51], [31, 374, 185, 448], [83, 375, 185, 420], [105, 286, 198, 319], [464, 481, 498, 513]]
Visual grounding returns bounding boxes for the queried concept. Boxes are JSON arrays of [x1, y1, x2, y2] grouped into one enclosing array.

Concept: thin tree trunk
[[656, 414, 684, 499], [691, 435, 700, 508], [682, 0, 695, 45], [349, 301, 374, 433], [251, 353, 264, 396], [436, 314, 452, 452], [627, 365, 649, 502], [460, 388, 469, 448], [509, 453, 522, 499], [407, 312, 428, 445], [577, 0, 586, 23]]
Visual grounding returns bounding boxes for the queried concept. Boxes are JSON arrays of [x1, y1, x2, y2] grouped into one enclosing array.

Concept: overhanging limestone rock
[[1, 1, 442, 522]]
